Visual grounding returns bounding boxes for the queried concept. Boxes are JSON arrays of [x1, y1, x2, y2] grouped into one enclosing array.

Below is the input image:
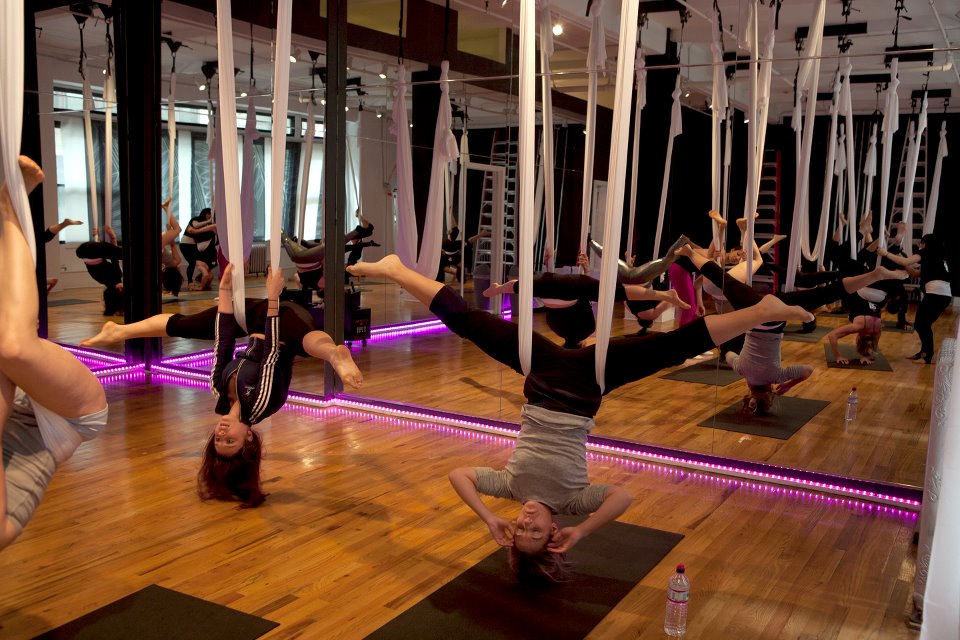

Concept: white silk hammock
[[923, 121, 948, 235], [0, 1, 34, 262], [413, 60, 458, 278], [876, 59, 900, 257], [166, 53, 177, 202], [784, 0, 826, 291], [652, 73, 682, 261], [536, 0, 557, 270], [392, 64, 418, 269], [82, 64, 100, 241], [812, 70, 842, 270], [838, 57, 859, 258], [708, 10, 728, 251], [297, 99, 316, 241], [900, 92, 927, 255], [517, 0, 537, 375], [103, 35, 116, 232], [215, 0, 249, 329], [858, 122, 877, 248], [625, 49, 647, 257], [578, 0, 606, 251], [833, 125, 846, 241], [239, 96, 259, 258], [268, 0, 293, 270], [592, 0, 641, 390]]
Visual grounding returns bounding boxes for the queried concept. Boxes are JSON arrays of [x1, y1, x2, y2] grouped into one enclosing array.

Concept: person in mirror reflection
[[75, 221, 124, 316], [675, 245, 907, 413], [1, 156, 108, 551], [80, 264, 362, 507], [874, 234, 952, 365], [41, 217, 83, 293], [179, 207, 217, 291], [159, 197, 185, 297], [347, 254, 814, 582]]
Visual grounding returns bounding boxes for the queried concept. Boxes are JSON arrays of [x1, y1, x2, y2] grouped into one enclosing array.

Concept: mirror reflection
[[33, 0, 956, 492]]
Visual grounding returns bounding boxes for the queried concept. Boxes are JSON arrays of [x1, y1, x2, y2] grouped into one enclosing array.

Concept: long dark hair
[[197, 429, 267, 508], [102, 286, 123, 316]]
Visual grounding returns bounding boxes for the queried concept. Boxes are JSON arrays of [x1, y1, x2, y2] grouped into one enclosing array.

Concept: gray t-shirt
[[729, 330, 809, 386], [475, 404, 610, 514]]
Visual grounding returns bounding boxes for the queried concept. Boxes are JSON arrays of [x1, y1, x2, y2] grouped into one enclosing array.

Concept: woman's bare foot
[[866, 237, 880, 252], [346, 254, 404, 279], [63, 218, 83, 226], [859, 212, 873, 237], [708, 210, 727, 228], [46, 277, 59, 293], [18, 156, 45, 193], [664, 289, 691, 310], [875, 266, 909, 281], [757, 295, 815, 324], [329, 345, 363, 388], [80, 321, 126, 347], [483, 280, 516, 298]]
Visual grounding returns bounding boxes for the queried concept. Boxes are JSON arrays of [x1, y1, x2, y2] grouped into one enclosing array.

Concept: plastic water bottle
[[664, 564, 689, 637], [845, 387, 859, 425]]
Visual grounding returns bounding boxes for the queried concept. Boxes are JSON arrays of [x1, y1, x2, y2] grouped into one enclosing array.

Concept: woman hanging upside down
[[75, 231, 124, 316], [2, 157, 108, 551], [677, 245, 907, 413], [81, 264, 362, 507], [347, 254, 813, 581]]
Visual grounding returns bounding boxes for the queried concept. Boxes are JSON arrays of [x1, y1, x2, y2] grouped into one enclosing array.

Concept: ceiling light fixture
[[743, 118, 750, 123], [198, 82, 206, 91], [240, 91, 247, 98], [379, 72, 387, 79], [376, 112, 383, 119], [321, 99, 326, 105], [552, 23, 563, 37]]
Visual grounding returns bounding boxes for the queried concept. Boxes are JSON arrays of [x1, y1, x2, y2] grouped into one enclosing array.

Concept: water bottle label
[[668, 587, 689, 603]]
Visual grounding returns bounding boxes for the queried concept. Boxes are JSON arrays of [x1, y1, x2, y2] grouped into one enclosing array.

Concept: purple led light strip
[[61, 343, 127, 364], [142, 366, 922, 510]]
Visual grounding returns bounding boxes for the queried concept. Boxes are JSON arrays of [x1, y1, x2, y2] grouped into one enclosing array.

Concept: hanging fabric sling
[[740, 1, 759, 285], [859, 122, 877, 247], [0, 0, 34, 261], [838, 57, 859, 258], [166, 43, 177, 203], [297, 99, 316, 241], [103, 21, 116, 231], [78, 22, 100, 242], [709, 7, 728, 250], [900, 93, 927, 254], [876, 59, 900, 258], [593, 0, 641, 390], [392, 63, 418, 269], [784, 0, 826, 291], [517, 0, 537, 375], [578, 0, 606, 251], [269, 0, 293, 270], [811, 71, 842, 270], [833, 125, 846, 241], [626, 49, 647, 260], [652, 74, 682, 261], [923, 120, 948, 235], [536, 0, 557, 270]]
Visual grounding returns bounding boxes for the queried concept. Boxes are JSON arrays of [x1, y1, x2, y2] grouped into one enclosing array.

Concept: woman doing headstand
[[75, 230, 124, 316], [348, 254, 813, 581], [1, 157, 108, 551], [179, 208, 217, 290], [81, 264, 362, 507]]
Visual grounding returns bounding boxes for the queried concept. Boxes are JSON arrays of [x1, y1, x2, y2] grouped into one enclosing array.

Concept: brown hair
[[856, 334, 877, 359], [507, 515, 572, 583], [197, 429, 267, 508], [742, 385, 774, 416]]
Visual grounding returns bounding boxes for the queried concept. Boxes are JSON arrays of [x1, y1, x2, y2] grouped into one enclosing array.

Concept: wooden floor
[[0, 378, 922, 639]]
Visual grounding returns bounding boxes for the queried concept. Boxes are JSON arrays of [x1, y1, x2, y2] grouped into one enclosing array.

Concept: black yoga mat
[[46, 298, 95, 307], [366, 520, 683, 640], [699, 396, 830, 439], [34, 584, 279, 640], [661, 358, 741, 386], [823, 343, 894, 371], [781, 324, 831, 343]]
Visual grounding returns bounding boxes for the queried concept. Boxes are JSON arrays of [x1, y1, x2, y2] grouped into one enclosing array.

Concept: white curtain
[[594, 0, 641, 391], [216, 0, 247, 329], [413, 60, 458, 278], [785, 0, 826, 291], [923, 121, 948, 235], [0, 1, 33, 262], [392, 64, 418, 269], [901, 93, 928, 255], [269, 0, 293, 269], [578, 0, 606, 250]]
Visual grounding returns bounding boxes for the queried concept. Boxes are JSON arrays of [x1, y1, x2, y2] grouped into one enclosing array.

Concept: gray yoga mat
[[34, 584, 279, 640], [366, 520, 683, 640], [699, 396, 830, 439], [782, 324, 831, 343], [661, 358, 742, 386], [824, 343, 894, 371]]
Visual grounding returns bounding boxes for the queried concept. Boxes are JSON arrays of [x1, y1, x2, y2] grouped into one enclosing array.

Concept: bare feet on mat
[[330, 345, 363, 388], [81, 321, 125, 347]]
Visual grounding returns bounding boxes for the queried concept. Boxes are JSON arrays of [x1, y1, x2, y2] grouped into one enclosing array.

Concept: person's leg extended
[[677, 245, 762, 311]]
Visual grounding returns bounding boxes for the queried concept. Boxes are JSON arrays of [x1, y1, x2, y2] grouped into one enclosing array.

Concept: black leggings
[[429, 286, 715, 418], [914, 293, 951, 357], [166, 299, 316, 357]]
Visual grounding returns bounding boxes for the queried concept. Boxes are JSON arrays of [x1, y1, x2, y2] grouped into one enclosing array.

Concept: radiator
[[246, 242, 268, 275]]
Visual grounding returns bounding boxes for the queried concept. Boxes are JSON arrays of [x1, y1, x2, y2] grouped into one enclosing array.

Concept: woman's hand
[[220, 263, 234, 290], [547, 526, 584, 554], [485, 516, 514, 547], [836, 356, 849, 365], [266, 267, 285, 300]]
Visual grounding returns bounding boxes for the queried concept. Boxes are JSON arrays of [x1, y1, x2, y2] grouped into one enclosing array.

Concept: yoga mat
[[661, 358, 741, 386], [824, 343, 894, 371], [47, 298, 95, 307], [782, 324, 831, 343], [35, 584, 278, 640], [366, 520, 683, 640], [699, 396, 830, 439]]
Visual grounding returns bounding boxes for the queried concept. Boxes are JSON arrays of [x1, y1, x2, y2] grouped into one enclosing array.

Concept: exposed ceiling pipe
[[928, 0, 960, 87]]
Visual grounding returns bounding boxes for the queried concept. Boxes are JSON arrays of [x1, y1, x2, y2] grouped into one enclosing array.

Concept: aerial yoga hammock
[[577, 0, 606, 252], [898, 92, 928, 254], [535, 0, 557, 270], [923, 119, 948, 236], [875, 59, 900, 262]]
